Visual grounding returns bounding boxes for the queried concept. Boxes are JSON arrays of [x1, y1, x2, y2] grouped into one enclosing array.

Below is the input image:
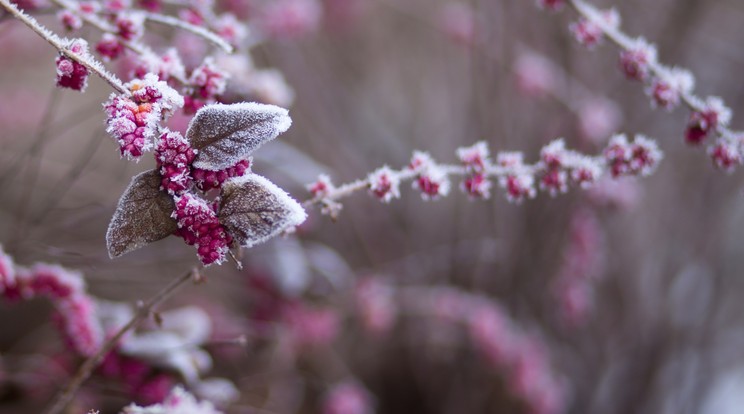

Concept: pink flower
[[284, 303, 340, 349], [437, 3, 476, 46], [192, 159, 251, 192], [355, 278, 396, 335], [54, 295, 104, 357], [96, 33, 125, 61], [409, 151, 450, 200], [368, 166, 401, 203], [260, 0, 322, 39], [514, 53, 557, 98], [569, 9, 619, 48], [172, 193, 232, 265], [709, 138, 742, 172], [685, 97, 732, 145], [57, 9, 82, 31], [307, 174, 335, 198], [56, 39, 90, 92], [646, 67, 694, 110], [536, 0, 564, 11], [603, 134, 662, 177], [323, 382, 374, 414], [619, 38, 657, 81]]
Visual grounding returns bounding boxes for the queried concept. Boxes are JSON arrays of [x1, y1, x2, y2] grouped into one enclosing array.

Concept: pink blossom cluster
[[354, 277, 397, 335], [56, 39, 91, 91], [283, 301, 340, 350], [603, 134, 662, 177], [100, 352, 177, 405], [559, 0, 744, 172], [104, 74, 184, 159], [0, 245, 103, 357], [155, 129, 196, 194], [407, 287, 565, 414], [569, 8, 619, 49], [258, 0, 322, 39], [408, 151, 452, 200], [133, 49, 187, 83], [322, 382, 374, 414], [184, 58, 229, 114], [536, 0, 564, 11], [172, 193, 233, 265], [552, 208, 605, 326], [152, 128, 251, 265], [307, 135, 661, 214]]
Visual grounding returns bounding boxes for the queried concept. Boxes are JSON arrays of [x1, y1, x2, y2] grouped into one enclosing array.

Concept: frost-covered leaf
[[218, 174, 307, 248], [106, 169, 177, 258], [186, 102, 292, 171]]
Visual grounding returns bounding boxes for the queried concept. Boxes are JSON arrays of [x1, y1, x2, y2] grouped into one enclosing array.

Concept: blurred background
[[2, 0, 744, 413]]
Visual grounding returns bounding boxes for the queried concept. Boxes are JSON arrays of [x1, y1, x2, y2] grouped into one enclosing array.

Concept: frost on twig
[[545, 0, 744, 171], [305, 134, 662, 218]]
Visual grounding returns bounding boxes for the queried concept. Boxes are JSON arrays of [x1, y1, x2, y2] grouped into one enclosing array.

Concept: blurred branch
[[43, 267, 202, 414]]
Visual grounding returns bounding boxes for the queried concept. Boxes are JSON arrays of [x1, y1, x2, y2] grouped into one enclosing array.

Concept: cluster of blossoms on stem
[[569, 8, 619, 49], [104, 74, 184, 159], [104, 78, 305, 265], [56, 39, 92, 91], [306, 135, 662, 215], [184, 58, 229, 114], [172, 193, 233, 266], [0, 245, 103, 357], [405, 287, 565, 414], [354, 277, 397, 336], [548, 0, 744, 172], [322, 382, 375, 414], [0, 246, 237, 406], [552, 208, 606, 326]]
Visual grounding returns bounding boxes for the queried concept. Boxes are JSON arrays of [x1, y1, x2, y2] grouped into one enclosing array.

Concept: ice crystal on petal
[[306, 173, 335, 197], [56, 39, 90, 92], [55, 295, 104, 356], [619, 37, 657, 81], [368, 166, 401, 202], [457, 141, 490, 173], [647, 67, 694, 110], [172, 193, 231, 265], [192, 159, 252, 192], [709, 137, 742, 172], [27, 263, 85, 299]]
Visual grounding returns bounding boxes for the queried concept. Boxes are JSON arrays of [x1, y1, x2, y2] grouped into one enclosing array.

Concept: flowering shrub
[[1, 0, 743, 413]]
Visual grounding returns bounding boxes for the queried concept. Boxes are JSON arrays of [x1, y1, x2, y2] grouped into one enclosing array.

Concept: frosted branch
[[0, 0, 128, 94]]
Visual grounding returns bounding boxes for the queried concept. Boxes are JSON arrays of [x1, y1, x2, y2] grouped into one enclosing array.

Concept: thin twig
[[44, 267, 200, 414], [567, 0, 739, 137], [144, 12, 233, 54], [0, 0, 128, 94]]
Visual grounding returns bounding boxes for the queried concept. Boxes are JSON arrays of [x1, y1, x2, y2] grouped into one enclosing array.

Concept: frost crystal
[[121, 386, 223, 414], [172, 193, 232, 265], [56, 39, 90, 92], [186, 102, 292, 171], [619, 37, 657, 81], [218, 173, 307, 248], [368, 166, 401, 202]]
